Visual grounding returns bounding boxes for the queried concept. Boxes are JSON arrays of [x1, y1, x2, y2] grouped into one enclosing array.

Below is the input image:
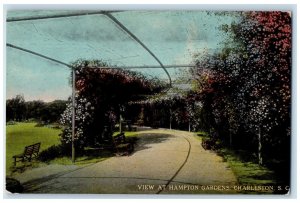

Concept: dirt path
[[14, 129, 237, 194]]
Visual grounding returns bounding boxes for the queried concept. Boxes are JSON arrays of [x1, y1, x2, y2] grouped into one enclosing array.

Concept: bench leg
[[126, 144, 134, 156]]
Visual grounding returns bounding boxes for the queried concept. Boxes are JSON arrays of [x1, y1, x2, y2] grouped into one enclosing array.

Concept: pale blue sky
[[6, 11, 235, 101]]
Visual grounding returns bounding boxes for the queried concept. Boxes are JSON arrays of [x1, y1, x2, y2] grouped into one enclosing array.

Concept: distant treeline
[[6, 95, 68, 124]]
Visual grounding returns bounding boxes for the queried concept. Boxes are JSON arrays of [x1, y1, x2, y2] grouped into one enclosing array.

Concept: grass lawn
[[195, 133, 277, 194], [113, 131, 139, 137], [217, 148, 277, 194], [218, 148, 276, 184], [6, 122, 61, 174], [6, 123, 140, 175], [194, 131, 207, 141]]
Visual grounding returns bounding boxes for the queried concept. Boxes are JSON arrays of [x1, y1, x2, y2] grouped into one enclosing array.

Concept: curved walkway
[[15, 129, 237, 194]]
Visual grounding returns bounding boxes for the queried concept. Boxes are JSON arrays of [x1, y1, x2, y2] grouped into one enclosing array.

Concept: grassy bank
[[6, 122, 117, 174], [195, 133, 279, 194], [217, 148, 276, 187], [6, 122, 61, 173]]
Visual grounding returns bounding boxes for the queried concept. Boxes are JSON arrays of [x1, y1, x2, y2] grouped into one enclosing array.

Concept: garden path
[[13, 129, 237, 194]]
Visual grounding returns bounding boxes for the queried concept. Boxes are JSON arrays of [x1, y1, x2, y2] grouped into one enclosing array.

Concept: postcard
[[5, 8, 292, 195]]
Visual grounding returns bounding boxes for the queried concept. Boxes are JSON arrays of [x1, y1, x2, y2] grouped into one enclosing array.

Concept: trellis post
[[169, 108, 172, 130], [71, 68, 76, 163]]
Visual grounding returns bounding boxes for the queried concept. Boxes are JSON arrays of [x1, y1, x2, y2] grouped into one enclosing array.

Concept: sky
[[6, 10, 235, 102]]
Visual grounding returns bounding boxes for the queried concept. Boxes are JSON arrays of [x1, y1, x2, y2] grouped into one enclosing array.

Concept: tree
[[40, 100, 68, 123], [7, 96, 67, 123], [25, 100, 46, 121], [229, 11, 291, 165], [6, 95, 26, 121]]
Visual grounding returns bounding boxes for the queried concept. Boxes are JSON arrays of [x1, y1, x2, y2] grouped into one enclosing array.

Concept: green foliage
[[6, 96, 68, 124], [37, 144, 69, 162], [24, 100, 46, 121], [40, 100, 68, 123], [6, 95, 26, 121]]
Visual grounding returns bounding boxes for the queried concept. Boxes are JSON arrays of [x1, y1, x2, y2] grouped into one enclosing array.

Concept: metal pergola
[[6, 10, 195, 163]]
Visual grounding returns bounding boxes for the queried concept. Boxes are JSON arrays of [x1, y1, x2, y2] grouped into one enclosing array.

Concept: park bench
[[112, 133, 134, 156], [121, 120, 137, 132], [12, 142, 41, 166]]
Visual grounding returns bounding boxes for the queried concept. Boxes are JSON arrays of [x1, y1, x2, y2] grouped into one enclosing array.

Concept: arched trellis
[[6, 11, 195, 163], [7, 10, 172, 86]]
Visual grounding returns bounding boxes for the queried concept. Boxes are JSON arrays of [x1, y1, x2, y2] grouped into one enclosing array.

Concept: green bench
[[113, 133, 134, 156], [13, 142, 41, 166]]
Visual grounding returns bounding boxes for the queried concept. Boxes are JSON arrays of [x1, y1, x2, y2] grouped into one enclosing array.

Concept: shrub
[[201, 132, 222, 151], [6, 177, 23, 193], [38, 144, 69, 162], [6, 121, 16, 125]]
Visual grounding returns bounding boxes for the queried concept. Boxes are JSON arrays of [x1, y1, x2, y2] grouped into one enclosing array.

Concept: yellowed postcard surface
[[5, 9, 291, 195]]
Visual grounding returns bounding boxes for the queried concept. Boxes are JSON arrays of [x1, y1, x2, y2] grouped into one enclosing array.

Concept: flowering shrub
[[60, 95, 94, 149], [192, 12, 291, 165]]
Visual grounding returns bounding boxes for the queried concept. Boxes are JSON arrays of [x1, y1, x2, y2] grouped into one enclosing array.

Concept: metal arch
[[94, 65, 194, 69], [6, 10, 123, 22], [104, 13, 172, 87], [6, 43, 72, 69], [7, 43, 194, 70]]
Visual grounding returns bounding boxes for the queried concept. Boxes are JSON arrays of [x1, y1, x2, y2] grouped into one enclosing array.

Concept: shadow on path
[[16, 132, 175, 192], [132, 133, 175, 153]]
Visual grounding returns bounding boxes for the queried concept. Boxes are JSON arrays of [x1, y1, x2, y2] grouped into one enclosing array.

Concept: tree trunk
[[169, 109, 172, 130], [119, 114, 122, 133], [258, 127, 263, 165]]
